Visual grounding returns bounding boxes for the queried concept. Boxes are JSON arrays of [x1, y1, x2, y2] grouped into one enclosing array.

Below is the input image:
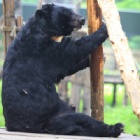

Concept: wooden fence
[[58, 69, 91, 115]]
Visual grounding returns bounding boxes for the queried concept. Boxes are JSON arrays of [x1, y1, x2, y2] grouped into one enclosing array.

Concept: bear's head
[[35, 4, 85, 37]]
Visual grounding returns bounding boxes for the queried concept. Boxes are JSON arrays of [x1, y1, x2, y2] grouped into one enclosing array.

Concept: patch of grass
[[104, 105, 140, 136], [116, 0, 140, 11], [0, 111, 4, 126], [104, 84, 140, 136], [129, 36, 140, 50], [0, 80, 4, 126], [104, 84, 126, 106]]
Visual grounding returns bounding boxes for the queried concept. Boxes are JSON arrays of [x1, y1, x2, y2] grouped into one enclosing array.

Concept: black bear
[[2, 4, 124, 137]]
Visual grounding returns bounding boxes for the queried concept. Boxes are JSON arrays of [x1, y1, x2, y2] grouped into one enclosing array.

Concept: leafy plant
[[116, 0, 140, 11], [129, 36, 140, 49]]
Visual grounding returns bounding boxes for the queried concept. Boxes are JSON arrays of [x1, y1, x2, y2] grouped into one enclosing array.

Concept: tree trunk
[[87, 0, 104, 121], [97, 0, 140, 119]]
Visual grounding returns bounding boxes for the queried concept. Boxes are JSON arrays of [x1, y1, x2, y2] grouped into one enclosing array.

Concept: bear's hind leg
[[46, 113, 124, 137]]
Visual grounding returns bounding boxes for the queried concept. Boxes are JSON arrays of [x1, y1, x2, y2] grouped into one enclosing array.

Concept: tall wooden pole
[[87, 0, 104, 121], [97, 0, 140, 119], [3, 0, 15, 54]]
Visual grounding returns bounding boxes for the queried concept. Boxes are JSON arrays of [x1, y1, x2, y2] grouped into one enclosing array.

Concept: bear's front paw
[[109, 123, 124, 137], [99, 22, 108, 37]]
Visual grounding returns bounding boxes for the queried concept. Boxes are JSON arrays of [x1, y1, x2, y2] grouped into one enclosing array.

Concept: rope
[[0, 24, 21, 37], [10, 25, 17, 38]]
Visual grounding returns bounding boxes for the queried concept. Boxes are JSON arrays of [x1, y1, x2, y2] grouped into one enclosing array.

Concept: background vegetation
[[104, 84, 140, 136], [116, 0, 140, 11], [80, 0, 140, 11]]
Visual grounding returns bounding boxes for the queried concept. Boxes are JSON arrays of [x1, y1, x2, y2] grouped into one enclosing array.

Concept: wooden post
[[3, 0, 15, 54], [87, 0, 104, 121], [97, 0, 140, 119], [16, 16, 23, 28]]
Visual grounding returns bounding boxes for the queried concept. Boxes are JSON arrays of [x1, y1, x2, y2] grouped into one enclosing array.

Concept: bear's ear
[[42, 4, 53, 14], [42, 4, 54, 11], [35, 10, 44, 20]]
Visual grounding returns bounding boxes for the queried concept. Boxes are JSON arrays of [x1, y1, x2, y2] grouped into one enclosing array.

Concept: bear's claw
[[109, 123, 124, 137]]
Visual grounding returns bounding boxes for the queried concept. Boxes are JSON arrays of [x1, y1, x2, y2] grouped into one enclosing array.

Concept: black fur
[[2, 4, 124, 137]]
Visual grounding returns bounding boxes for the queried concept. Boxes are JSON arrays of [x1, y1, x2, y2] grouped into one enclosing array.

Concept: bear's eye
[[63, 12, 72, 18], [62, 9, 72, 16]]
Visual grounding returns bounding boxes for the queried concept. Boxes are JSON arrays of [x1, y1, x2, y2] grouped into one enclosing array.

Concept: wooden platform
[[0, 128, 140, 140]]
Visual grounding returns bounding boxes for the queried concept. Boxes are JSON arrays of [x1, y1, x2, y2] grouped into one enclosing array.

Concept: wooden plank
[[87, 0, 104, 121], [104, 75, 123, 84], [0, 128, 139, 140], [16, 16, 23, 28]]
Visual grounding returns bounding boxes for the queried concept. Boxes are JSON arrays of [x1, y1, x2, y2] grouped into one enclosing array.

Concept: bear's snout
[[70, 14, 85, 29], [79, 18, 85, 25]]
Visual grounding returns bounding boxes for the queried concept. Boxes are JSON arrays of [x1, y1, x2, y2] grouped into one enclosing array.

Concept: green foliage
[[22, 0, 38, 4], [104, 105, 140, 136], [0, 34, 4, 52], [104, 84, 126, 106], [0, 80, 4, 126], [129, 36, 140, 49], [116, 0, 140, 11], [104, 84, 140, 136], [80, 0, 140, 10]]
